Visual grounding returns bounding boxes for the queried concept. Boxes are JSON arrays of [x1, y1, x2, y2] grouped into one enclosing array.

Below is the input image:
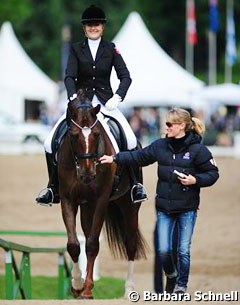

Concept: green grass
[[0, 275, 125, 299]]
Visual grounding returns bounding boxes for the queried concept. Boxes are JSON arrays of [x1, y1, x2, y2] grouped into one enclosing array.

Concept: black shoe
[[165, 277, 177, 293], [36, 188, 60, 206], [131, 183, 148, 204]]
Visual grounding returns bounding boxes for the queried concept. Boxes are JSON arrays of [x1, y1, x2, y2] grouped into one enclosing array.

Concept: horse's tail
[[104, 202, 148, 260]]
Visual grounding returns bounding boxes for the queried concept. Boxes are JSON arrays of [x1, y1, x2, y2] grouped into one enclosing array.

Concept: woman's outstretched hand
[[99, 155, 114, 164]]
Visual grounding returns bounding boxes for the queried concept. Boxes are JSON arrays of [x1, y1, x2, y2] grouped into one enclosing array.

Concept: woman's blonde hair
[[166, 107, 205, 136]]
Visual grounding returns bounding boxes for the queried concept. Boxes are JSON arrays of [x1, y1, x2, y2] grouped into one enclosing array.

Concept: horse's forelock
[[76, 89, 91, 104]]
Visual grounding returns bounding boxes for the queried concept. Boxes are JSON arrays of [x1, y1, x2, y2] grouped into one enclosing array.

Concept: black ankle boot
[[128, 156, 148, 203], [36, 153, 60, 206], [131, 183, 148, 204]]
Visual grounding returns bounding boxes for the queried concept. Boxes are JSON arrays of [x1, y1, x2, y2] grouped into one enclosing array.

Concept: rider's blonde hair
[[166, 107, 205, 136]]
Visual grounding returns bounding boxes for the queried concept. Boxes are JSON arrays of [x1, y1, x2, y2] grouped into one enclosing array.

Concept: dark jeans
[[156, 210, 197, 288]]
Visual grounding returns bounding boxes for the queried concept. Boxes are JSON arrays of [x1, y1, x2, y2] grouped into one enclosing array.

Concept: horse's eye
[[69, 129, 78, 137], [93, 131, 100, 137]]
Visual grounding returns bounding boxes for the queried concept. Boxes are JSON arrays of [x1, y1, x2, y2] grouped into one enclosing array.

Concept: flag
[[226, 4, 237, 65], [209, 0, 220, 32], [187, 0, 197, 45]]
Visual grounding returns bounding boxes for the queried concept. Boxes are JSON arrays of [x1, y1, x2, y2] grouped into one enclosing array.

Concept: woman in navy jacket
[[100, 107, 219, 294]]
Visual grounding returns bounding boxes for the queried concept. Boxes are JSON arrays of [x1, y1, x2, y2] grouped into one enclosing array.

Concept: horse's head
[[67, 95, 101, 185]]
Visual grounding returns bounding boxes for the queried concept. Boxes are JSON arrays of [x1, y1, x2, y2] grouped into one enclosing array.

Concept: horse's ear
[[93, 104, 101, 115]]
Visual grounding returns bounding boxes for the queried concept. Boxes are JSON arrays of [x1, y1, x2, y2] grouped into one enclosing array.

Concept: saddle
[[104, 115, 127, 151], [51, 119, 69, 163]]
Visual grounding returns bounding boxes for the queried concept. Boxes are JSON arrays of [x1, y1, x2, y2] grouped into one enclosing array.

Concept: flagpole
[[185, 0, 196, 74], [225, 0, 233, 83], [186, 40, 194, 74], [186, 0, 193, 73], [208, 0, 219, 85], [208, 30, 217, 85]]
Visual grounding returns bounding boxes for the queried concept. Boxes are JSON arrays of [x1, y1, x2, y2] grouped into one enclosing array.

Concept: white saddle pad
[[97, 112, 119, 154]]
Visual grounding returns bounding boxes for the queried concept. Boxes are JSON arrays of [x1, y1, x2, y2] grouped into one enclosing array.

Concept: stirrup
[[36, 188, 53, 207], [130, 183, 148, 204]]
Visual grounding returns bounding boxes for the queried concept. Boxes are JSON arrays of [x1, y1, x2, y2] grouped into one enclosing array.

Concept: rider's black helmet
[[81, 5, 106, 25]]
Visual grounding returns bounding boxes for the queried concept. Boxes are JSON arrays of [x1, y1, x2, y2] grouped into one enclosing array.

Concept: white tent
[[0, 22, 58, 121], [111, 12, 204, 108], [197, 83, 240, 106]]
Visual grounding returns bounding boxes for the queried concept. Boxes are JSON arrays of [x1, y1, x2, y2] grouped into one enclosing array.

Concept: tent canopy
[[111, 12, 204, 108], [0, 22, 58, 121], [197, 83, 240, 106]]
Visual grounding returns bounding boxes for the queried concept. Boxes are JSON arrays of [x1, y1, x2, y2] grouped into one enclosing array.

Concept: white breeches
[[44, 96, 137, 153], [44, 112, 66, 153]]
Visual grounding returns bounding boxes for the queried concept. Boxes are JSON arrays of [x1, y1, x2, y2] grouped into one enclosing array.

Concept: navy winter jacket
[[114, 132, 219, 213]]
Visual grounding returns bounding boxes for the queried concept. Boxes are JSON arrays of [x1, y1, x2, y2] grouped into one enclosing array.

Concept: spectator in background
[[128, 108, 145, 140]]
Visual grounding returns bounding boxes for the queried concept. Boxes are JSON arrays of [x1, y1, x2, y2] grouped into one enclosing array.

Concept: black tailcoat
[[64, 38, 132, 104]]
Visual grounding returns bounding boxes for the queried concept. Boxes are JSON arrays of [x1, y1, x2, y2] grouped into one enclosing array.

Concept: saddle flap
[[98, 112, 128, 152], [106, 118, 127, 151]]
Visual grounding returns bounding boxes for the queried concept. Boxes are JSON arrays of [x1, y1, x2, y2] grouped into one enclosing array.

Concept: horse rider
[[36, 5, 147, 206]]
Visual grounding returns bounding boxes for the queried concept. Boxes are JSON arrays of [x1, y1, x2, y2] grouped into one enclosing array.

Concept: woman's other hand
[[178, 174, 196, 185]]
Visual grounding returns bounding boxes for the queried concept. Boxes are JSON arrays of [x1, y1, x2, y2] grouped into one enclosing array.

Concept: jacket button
[[93, 65, 96, 68], [93, 77, 95, 80], [93, 88, 95, 91]]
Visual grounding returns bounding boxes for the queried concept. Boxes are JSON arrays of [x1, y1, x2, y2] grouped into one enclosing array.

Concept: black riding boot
[[129, 165, 148, 204], [36, 152, 60, 206]]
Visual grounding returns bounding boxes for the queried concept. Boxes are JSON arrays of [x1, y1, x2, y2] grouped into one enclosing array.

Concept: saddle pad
[[97, 112, 119, 154]]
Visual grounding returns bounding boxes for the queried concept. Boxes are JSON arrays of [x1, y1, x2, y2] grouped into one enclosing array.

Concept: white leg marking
[[124, 260, 135, 299], [71, 262, 84, 290]]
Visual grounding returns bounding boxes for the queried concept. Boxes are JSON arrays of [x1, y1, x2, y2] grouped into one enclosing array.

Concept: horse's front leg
[[80, 203, 107, 299], [61, 200, 84, 298]]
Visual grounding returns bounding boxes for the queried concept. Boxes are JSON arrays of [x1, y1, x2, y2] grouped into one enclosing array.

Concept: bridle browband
[[71, 117, 98, 132]]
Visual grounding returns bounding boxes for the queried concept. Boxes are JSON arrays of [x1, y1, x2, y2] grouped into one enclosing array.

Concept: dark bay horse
[[58, 94, 147, 299]]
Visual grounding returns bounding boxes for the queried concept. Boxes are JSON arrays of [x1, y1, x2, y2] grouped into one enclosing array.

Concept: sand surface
[[0, 154, 239, 304]]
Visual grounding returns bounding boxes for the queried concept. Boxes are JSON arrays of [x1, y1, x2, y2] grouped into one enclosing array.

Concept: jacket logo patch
[[183, 152, 190, 159], [210, 158, 217, 166], [114, 48, 121, 55]]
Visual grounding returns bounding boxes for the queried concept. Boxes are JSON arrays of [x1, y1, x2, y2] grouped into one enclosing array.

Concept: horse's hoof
[[71, 286, 83, 298], [77, 294, 93, 300]]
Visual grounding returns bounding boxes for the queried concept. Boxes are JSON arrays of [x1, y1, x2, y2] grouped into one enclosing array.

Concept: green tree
[[17, 0, 64, 80], [0, 0, 239, 82], [0, 0, 32, 27]]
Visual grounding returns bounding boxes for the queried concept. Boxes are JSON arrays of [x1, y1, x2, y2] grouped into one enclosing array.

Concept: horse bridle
[[68, 104, 101, 178], [70, 117, 99, 160]]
